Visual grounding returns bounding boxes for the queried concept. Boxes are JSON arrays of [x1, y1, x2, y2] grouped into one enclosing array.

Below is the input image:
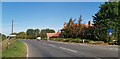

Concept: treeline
[[11, 28, 55, 39], [61, 2, 120, 44], [0, 28, 55, 40]]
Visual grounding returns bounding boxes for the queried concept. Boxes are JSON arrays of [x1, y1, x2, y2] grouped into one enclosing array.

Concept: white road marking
[[23, 42, 29, 58], [59, 47, 77, 53], [42, 42, 77, 53]]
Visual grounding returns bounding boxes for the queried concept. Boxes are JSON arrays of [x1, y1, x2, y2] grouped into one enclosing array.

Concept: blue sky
[[2, 2, 104, 36], [3, 0, 108, 2], [0, 2, 2, 33]]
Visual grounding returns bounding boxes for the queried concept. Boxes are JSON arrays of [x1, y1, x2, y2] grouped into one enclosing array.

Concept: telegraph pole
[[7, 19, 14, 48], [12, 19, 13, 34]]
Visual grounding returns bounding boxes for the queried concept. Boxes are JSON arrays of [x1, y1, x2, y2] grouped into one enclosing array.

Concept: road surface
[[21, 40, 119, 59]]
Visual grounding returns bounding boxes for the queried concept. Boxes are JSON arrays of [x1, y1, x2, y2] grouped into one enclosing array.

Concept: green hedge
[[52, 38, 93, 43], [48, 38, 107, 45], [89, 41, 105, 45]]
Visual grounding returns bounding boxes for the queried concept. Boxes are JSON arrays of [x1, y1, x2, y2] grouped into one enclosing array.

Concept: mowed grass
[[2, 39, 26, 58]]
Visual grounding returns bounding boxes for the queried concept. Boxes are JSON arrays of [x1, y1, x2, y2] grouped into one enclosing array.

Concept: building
[[46, 32, 61, 39]]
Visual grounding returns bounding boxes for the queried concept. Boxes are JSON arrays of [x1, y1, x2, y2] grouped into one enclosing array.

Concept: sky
[[2, 0, 108, 2], [2, 2, 104, 36], [0, 2, 2, 34]]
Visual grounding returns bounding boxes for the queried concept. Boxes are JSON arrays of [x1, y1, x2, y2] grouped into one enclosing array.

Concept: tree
[[93, 2, 119, 43], [77, 15, 83, 38], [117, 1, 120, 44], [61, 16, 83, 38], [78, 15, 82, 25], [45, 29, 55, 33], [34, 29, 40, 37], [26, 29, 36, 39], [62, 18, 74, 38], [17, 32, 26, 39]]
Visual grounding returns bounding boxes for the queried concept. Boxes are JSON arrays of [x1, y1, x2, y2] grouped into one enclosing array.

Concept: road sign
[[108, 29, 113, 37], [108, 29, 113, 33]]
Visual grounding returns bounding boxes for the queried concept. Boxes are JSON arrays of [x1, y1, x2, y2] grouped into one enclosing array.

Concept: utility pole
[[12, 19, 13, 34], [7, 19, 14, 48]]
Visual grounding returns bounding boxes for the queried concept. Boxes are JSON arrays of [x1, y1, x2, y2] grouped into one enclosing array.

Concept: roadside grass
[[2, 39, 26, 58]]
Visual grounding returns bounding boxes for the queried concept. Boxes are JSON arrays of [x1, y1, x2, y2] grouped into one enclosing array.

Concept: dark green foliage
[[35, 29, 40, 37], [26, 29, 40, 39], [26, 28, 55, 39], [93, 2, 119, 43], [26, 29, 36, 39]]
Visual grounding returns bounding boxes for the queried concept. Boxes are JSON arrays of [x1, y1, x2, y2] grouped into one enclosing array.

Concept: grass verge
[[2, 39, 26, 59]]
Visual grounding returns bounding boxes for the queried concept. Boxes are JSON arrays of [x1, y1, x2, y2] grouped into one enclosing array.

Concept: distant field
[[2, 39, 26, 58]]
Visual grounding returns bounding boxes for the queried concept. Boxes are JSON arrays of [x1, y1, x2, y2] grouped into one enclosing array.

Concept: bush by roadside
[[2, 39, 26, 58], [89, 41, 105, 45], [49, 38, 109, 45], [50, 38, 91, 43]]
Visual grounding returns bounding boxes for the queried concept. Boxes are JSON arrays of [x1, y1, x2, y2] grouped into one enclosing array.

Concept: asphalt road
[[21, 40, 119, 59]]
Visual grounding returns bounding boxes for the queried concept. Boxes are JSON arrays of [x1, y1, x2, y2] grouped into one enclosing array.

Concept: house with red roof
[[46, 32, 61, 39]]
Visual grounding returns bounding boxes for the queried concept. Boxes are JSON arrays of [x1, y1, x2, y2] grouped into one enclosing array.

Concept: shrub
[[55, 38, 63, 41], [62, 38, 70, 42], [94, 41, 105, 45], [49, 38, 54, 40], [89, 41, 95, 44], [69, 38, 80, 43]]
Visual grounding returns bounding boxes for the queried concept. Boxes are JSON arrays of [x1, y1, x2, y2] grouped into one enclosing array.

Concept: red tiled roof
[[47, 32, 61, 38]]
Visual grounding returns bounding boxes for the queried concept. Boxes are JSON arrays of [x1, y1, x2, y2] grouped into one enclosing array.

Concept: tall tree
[[117, 1, 120, 44], [61, 16, 83, 38], [93, 2, 119, 42], [67, 18, 74, 27], [34, 29, 40, 37], [78, 15, 82, 25]]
